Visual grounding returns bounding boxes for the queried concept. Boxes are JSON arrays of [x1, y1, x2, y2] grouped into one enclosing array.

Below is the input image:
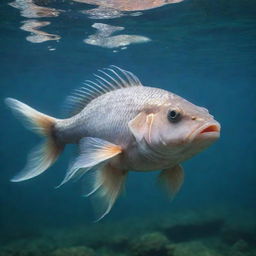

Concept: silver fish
[[5, 66, 220, 220]]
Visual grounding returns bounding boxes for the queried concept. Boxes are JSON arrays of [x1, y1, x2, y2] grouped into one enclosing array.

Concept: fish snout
[[188, 121, 221, 142]]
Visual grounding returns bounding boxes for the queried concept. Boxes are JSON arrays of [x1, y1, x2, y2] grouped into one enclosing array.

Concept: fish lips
[[188, 121, 221, 142]]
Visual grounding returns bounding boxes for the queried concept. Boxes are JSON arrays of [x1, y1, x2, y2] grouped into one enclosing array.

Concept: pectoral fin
[[128, 112, 155, 143], [158, 165, 184, 198], [57, 137, 122, 187]]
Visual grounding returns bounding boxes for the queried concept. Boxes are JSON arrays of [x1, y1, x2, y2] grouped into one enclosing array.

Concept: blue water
[[1, 0, 256, 255]]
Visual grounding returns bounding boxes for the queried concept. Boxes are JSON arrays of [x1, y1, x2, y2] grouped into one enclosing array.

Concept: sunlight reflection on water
[[8, 0, 183, 46]]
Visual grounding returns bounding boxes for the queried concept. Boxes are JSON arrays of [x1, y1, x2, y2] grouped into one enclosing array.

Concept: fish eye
[[167, 109, 181, 123]]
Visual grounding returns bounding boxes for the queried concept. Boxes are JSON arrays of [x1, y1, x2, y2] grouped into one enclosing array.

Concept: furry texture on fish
[[5, 66, 220, 220]]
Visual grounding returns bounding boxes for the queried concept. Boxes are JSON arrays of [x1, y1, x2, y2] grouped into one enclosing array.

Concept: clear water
[[0, 0, 255, 255]]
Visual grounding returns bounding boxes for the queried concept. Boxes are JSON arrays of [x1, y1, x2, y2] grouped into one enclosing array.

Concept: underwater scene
[[1, 0, 256, 255]]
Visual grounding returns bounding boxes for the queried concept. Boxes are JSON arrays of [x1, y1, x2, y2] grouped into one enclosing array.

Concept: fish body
[[57, 86, 173, 172], [56, 86, 215, 171], [5, 66, 220, 220]]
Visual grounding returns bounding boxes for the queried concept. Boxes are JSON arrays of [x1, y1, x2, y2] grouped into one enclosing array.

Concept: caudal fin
[[5, 98, 63, 182]]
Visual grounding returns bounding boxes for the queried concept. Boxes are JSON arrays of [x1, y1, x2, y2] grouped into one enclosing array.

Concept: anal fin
[[158, 165, 184, 198], [84, 163, 127, 221]]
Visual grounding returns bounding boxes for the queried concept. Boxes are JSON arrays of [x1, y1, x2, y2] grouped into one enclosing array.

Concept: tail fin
[[5, 98, 63, 182]]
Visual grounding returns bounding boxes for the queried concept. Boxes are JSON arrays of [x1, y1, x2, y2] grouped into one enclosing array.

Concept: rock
[[109, 234, 129, 250], [51, 246, 96, 256], [225, 239, 254, 256], [232, 239, 249, 252], [222, 227, 256, 245], [163, 219, 224, 242], [173, 241, 219, 256], [0, 238, 56, 256], [130, 232, 171, 256]]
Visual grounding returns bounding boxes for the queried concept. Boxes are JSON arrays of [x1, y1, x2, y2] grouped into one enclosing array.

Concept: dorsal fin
[[65, 66, 142, 116]]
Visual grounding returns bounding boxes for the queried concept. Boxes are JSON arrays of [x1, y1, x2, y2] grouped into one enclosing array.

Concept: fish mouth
[[200, 124, 220, 134], [188, 122, 221, 142]]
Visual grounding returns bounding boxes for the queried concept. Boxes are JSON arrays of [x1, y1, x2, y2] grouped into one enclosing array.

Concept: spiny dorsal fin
[[65, 66, 142, 116]]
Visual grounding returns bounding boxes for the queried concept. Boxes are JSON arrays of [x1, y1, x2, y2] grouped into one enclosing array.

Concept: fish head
[[144, 95, 221, 160]]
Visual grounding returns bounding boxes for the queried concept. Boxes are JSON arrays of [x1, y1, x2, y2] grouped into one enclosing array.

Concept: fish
[[5, 66, 220, 220]]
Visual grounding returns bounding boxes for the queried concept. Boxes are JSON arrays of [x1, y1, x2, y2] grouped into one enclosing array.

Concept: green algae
[[51, 246, 96, 256], [0, 207, 255, 256]]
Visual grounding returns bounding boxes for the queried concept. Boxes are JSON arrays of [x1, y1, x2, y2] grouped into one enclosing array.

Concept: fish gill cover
[[0, 0, 256, 256]]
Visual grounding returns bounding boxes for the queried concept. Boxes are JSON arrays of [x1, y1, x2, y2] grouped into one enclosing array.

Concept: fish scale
[[57, 86, 170, 145]]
